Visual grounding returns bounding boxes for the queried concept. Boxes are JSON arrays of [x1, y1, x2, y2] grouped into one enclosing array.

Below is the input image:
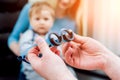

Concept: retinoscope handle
[[17, 29, 74, 64], [61, 29, 74, 42]]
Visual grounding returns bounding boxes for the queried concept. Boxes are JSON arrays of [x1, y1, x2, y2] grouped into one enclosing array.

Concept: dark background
[[0, 0, 27, 80]]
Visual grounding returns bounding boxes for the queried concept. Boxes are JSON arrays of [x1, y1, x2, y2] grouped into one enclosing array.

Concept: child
[[19, 2, 55, 80], [19, 1, 77, 80]]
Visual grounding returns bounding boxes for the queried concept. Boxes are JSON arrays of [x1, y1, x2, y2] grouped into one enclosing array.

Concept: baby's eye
[[36, 17, 40, 20], [44, 18, 49, 21]]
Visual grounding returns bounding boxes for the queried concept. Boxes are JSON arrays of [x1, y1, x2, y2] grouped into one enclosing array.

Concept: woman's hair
[[67, 0, 81, 20], [66, 0, 83, 35], [29, 2, 55, 19]]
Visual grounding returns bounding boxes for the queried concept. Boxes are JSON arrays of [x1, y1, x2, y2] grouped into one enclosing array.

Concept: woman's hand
[[27, 36, 77, 80], [62, 33, 112, 70]]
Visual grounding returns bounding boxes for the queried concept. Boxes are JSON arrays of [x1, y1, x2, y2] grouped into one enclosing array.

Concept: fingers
[[64, 47, 73, 66], [35, 36, 50, 54], [27, 47, 41, 66], [62, 42, 74, 58], [50, 47, 60, 56], [62, 33, 86, 55], [73, 33, 88, 44], [50, 46, 57, 52], [28, 46, 39, 55], [62, 42, 70, 55]]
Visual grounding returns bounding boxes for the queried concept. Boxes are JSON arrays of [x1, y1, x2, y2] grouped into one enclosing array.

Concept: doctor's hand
[[27, 36, 77, 80], [62, 33, 112, 70]]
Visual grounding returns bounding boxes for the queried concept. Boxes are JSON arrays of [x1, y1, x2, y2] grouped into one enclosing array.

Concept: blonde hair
[[29, 0, 58, 9], [65, 0, 83, 35], [75, 0, 84, 35], [29, 2, 55, 19]]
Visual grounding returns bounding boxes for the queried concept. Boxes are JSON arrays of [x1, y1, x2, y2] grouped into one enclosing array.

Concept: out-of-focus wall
[[82, 0, 120, 56]]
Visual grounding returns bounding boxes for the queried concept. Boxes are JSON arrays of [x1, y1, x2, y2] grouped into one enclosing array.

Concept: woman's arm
[[8, 3, 30, 56], [103, 52, 120, 80], [62, 33, 120, 80]]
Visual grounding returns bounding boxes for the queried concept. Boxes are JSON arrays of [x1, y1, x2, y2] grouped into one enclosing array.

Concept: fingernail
[[38, 53, 43, 58], [49, 45, 52, 47]]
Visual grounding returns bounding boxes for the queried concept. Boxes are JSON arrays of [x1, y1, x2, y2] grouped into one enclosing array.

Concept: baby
[[19, 2, 55, 80]]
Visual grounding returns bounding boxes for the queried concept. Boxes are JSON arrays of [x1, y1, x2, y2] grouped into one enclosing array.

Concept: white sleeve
[[19, 30, 34, 56]]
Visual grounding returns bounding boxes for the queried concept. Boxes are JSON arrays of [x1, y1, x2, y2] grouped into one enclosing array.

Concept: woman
[[8, 0, 81, 56]]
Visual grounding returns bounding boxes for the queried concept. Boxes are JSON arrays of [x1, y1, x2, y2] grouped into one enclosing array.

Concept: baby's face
[[30, 9, 54, 35]]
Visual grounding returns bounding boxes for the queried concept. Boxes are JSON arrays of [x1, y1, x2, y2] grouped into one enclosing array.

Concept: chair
[[0, 0, 27, 79]]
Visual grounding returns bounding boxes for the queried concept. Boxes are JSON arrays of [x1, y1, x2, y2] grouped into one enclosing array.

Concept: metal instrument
[[17, 28, 74, 63]]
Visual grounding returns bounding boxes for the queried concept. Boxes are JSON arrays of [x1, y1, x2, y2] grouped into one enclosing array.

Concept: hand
[[27, 36, 77, 80], [50, 46, 60, 56], [62, 33, 111, 70]]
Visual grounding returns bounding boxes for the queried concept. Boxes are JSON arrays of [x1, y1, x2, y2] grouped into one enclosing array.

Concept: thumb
[[28, 52, 41, 65], [35, 36, 50, 54], [27, 47, 42, 66], [73, 33, 88, 44]]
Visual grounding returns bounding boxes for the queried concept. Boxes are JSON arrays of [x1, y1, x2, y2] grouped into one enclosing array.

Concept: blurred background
[[0, 0, 120, 80], [81, 0, 120, 56], [76, 0, 120, 79], [0, 0, 28, 80], [84, 0, 120, 56]]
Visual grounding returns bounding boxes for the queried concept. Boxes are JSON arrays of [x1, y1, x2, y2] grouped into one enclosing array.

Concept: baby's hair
[[29, 1, 55, 19]]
